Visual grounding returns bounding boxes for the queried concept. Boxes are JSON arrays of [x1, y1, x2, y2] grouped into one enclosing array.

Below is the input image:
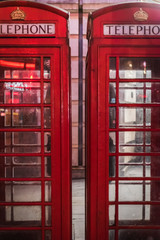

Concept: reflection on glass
[[44, 82, 51, 104], [44, 108, 51, 128], [0, 231, 41, 240], [0, 57, 40, 79], [13, 108, 41, 127], [109, 83, 116, 103], [44, 57, 51, 79], [45, 156, 51, 177], [109, 57, 116, 79], [44, 132, 51, 153], [4, 181, 41, 202], [109, 181, 115, 201], [119, 82, 160, 104], [119, 57, 160, 79], [109, 205, 115, 226], [1, 82, 41, 104], [45, 206, 51, 226], [0, 107, 41, 128], [109, 107, 116, 128]]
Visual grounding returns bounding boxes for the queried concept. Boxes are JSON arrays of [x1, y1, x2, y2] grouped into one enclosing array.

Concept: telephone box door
[[0, 47, 71, 240]]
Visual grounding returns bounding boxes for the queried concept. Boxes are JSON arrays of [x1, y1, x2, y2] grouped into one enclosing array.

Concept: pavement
[[72, 179, 85, 240]]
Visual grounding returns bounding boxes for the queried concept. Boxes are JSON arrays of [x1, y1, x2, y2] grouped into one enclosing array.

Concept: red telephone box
[[86, 2, 160, 240], [0, 1, 71, 240]]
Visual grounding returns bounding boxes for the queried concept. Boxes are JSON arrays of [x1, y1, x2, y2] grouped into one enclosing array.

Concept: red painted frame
[[86, 2, 160, 240], [0, 1, 71, 240]]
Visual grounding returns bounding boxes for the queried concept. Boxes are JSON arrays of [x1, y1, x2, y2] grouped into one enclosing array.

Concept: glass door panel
[[0, 55, 52, 239], [108, 56, 160, 239]]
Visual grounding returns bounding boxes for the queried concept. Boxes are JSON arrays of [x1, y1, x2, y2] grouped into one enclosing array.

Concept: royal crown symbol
[[11, 7, 26, 20], [134, 8, 148, 21]]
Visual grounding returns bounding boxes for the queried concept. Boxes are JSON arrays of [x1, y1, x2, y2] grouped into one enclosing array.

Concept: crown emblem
[[11, 7, 26, 20], [134, 8, 148, 22]]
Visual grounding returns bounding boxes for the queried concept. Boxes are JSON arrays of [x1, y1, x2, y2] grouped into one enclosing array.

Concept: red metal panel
[[86, 2, 160, 240]]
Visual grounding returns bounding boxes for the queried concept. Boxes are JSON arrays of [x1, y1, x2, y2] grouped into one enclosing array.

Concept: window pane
[[109, 83, 116, 103], [43, 57, 51, 79], [1, 82, 41, 104], [0, 57, 40, 79], [44, 108, 51, 128], [0, 132, 41, 153], [0, 206, 41, 226], [0, 231, 41, 240], [119, 229, 160, 240], [4, 181, 41, 202], [109, 57, 116, 79], [119, 57, 160, 79], [109, 205, 115, 226], [0, 156, 41, 178], [44, 82, 51, 104]]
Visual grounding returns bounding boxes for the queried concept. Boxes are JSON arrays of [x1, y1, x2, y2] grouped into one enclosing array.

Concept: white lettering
[[103, 24, 160, 36], [0, 24, 55, 35]]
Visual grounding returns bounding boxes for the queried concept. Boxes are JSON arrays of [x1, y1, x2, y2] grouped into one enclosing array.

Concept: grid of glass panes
[[108, 57, 160, 240], [0, 57, 52, 240]]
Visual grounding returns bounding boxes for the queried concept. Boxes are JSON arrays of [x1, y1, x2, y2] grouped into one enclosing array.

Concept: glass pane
[[119, 181, 143, 201], [119, 57, 160, 79], [0, 231, 41, 240], [4, 181, 41, 202], [109, 156, 115, 177], [45, 156, 51, 177], [119, 229, 160, 240], [119, 82, 160, 104], [44, 82, 51, 104], [109, 230, 115, 240], [44, 132, 51, 153], [119, 205, 160, 225], [0, 107, 41, 128], [43, 57, 51, 79], [109, 181, 115, 201], [109, 107, 116, 128], [119, 107, 144, 128], [0, 132, 41, 153], [109, 83, 116, 103], [45, 230, 51, 240], [1, 82, 41, 104], [109, 132, 116, 153], [109, 57, 116, 79], [0, 156, 41, 178], [45, 181, 51, 202], [119, 131, 158, 153], [44, 108, 51, 128], [45, 206, 51, 226], [0, 206, 41, 226], [119, 205, 143, 223], [0, 57, 40, 79], [13, 108, 41, 127], [109, 205, 115, 225]]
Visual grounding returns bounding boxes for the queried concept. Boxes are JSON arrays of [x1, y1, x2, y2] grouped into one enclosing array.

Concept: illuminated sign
[[103, 25, 160, 36], [5, 82, 28, 92], [0, 24, 55, 35]]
